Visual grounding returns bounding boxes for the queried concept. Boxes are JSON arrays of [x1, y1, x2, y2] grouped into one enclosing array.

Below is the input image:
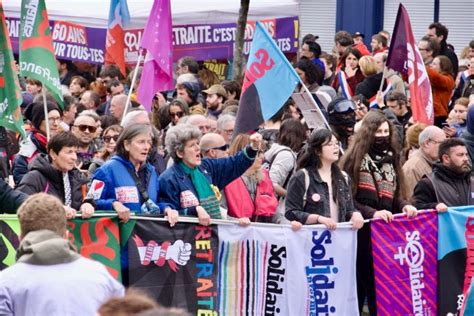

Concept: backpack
[[263, 148, 295, 190]]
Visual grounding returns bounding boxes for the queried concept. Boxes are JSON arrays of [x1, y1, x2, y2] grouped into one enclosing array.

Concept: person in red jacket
[[223, 134, 278, 224], [427, 55, 455, 127]]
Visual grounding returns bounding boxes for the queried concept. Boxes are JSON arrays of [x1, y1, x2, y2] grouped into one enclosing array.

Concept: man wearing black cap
[[300, 40, 325, 79], [327, 97, 356, 150], [352, 32, 370, 56]]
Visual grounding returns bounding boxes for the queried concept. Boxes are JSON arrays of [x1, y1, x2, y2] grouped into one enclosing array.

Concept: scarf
[[357, 153, 397, 212], [17, 230, 80, 265], [179, 162, 221, 219]]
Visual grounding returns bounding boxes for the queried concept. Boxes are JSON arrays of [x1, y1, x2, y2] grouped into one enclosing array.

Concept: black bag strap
[[125, 167, 150, 202]]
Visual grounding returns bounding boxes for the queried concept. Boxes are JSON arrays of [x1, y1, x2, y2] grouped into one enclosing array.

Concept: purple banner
[[371, 211, 438, 315], [6, 16, 298, 64]]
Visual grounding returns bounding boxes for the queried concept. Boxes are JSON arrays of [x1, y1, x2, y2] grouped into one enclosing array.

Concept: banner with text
[[5, 16, 298, 64], [438, 206, 474, 315], [371, 211, 438, 315]]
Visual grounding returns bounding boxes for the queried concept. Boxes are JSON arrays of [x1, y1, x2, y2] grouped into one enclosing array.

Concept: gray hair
[[418, 125, 443, 147], [216, 114, 236, 130], [115, 125, 152, 159], [121, 110, 150, 128], [165, 124, 202, 162], [79, 110, 100, 122]]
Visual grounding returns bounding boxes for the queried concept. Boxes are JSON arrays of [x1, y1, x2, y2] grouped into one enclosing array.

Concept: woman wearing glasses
[[12, 102, 62, 186], [285, 129, 364, 230], [340, 110, 417, 315], [159, 124, 262, 226], [88, 125, 123, 177]]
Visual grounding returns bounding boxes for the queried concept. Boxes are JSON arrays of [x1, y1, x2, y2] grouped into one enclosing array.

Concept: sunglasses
[[74, 124, 97, 133], [329, 100, 355, 115], [207, 144, 229, 152], [103, 135, 119, 143], [170, 111, 184, 118]]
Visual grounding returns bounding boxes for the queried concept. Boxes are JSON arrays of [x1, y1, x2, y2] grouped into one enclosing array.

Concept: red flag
[[105, 0, 130, 76], [386, 4, 433, 125]]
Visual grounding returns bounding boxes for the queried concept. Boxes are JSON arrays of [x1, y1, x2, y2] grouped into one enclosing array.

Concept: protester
[[16, 132, 93, 219], [199, 133, 229, 159], [216, 114, 235, 145], [89, 125, 178, 225], [327, 97, 356, 149], [462, 105, 474, 163], [0, 193, 124, 315], [71, 113, 100, 171], [340, 110, 417, 315], [285, 129, 364, 230], [159, 124, 262, 226], [12, 102, 62, 185], [89, 125, 123, 176], [355, 55, 389, 101], [0, 178, 27, 213], [413, 138, 473, 210], [403, 126, 446, 197], [332, 48, 365, 97], [223, 134, 278, 224], [98, 289, 158, 316], [264, 118, 308, 223]]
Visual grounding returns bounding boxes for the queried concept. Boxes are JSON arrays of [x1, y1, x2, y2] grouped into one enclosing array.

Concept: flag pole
[[378, 65, 387, 92], [300, 82, 332, 131], [121, 49, 143, 125], [42, 88, 50, 141]]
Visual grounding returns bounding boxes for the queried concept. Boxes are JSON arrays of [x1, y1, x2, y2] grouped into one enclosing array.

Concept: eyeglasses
[[223, 128, 234, 135], [48, 117, 62, 124], [206, 144, 229, 152], [74, 124, 97, 133], [170, 111, 184, 118], [103, 135, 119, 143], [329, 100, 355, 115]]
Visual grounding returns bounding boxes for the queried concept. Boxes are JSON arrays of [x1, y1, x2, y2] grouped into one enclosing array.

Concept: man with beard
[[71, 114, 99, 172], [203, 84, 227, 119], [413, 138, 474, 211], [327, 97, 356, 150]]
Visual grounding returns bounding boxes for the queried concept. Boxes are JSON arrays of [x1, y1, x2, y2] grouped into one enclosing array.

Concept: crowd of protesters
[[0, 20, 473, 315]]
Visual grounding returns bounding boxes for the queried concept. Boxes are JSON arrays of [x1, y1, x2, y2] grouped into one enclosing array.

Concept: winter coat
[[426, 68, 455, 118], [16, 154, 88, 210], [12, 132, 47, 186]]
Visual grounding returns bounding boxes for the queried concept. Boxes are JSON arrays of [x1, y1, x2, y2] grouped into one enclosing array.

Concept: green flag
[[0, 3, 26, 138], [19, 0, 63, 107]]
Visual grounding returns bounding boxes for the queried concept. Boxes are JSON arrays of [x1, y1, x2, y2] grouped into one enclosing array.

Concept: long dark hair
[[339, 110, 407, 199], [340, 48, 362, 72], [277, 118, 308, 153], [298, 129, 345, 203]]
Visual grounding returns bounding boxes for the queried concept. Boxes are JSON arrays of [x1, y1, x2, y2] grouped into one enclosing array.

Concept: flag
[[371, 211, 438, 315], [19, 0, 63, 107], [234, 22, 300, 135], [385, 4, 433, 125], [105, 0, 130, 76], [0, 2, 25, 137], [136, 0, 173, 112]]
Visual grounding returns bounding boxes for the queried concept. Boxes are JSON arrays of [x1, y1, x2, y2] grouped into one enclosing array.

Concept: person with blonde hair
[[355, 55, 390, 102], [0, 193, 124, 315]]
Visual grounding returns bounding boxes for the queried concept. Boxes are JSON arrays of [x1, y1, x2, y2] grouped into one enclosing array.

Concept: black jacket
[[16, 154, 88, 210], [355, 72, 388, 101], [0, 178, 26, 213], [439, 42, 458, 78], [285, 167, 355, 224], [413, 163, 472, 209]]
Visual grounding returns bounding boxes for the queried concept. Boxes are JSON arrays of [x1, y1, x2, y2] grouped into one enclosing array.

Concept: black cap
[[353, 32, 365, 38]]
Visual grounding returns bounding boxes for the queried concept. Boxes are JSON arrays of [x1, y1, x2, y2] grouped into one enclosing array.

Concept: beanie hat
[[23, 102, 62, 130]]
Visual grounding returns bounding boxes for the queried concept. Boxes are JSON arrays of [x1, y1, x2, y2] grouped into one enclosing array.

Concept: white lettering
[[22, 0, 39, 37]]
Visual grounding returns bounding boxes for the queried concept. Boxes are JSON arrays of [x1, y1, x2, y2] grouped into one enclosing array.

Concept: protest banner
[[6, 16, 298, 64], [438, 206, 474, 315], [371, 211, 438, 315], [0, 215, 20, 270]]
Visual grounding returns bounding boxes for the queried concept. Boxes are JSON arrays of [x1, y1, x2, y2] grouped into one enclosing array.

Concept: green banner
[[0, 3, 25, 137], [19, 0, 63, 107], [0, 215, 21, 270]]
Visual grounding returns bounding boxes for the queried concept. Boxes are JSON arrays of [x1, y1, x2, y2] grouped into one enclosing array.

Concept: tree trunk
[[232, 0, 250, 84]]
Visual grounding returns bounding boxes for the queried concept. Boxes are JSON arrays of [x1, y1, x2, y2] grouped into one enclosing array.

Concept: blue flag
[[234, 22, 300, 135]]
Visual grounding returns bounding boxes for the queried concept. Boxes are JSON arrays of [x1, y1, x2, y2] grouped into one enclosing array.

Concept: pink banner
[[371, 211, 437, 315]]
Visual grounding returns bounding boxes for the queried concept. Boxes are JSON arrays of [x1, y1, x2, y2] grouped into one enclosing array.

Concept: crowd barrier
[[0, 207, 473, 315]]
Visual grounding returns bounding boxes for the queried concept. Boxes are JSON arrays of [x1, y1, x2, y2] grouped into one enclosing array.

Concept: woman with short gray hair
[[89, 125, 178, 225], [159, 124, 263, 226]]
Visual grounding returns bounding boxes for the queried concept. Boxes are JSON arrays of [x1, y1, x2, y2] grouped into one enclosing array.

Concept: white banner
[[217, 225, 358, 315]]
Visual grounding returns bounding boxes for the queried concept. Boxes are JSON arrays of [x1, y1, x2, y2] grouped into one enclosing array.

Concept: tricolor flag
[[19, 0, 63, 107], [136, 0, 173, 112], [338, 71, 354, 100], [368, 81, 393, 108], [386, 4, 433, 125], [234, 22, 300, 135], [0, 1, 25, 137], [105, 0, 130, 76]]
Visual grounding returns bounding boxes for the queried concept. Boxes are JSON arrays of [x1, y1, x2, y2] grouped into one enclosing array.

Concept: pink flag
[[136, 0, 173, 111], [386, 4, 433, 125]]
